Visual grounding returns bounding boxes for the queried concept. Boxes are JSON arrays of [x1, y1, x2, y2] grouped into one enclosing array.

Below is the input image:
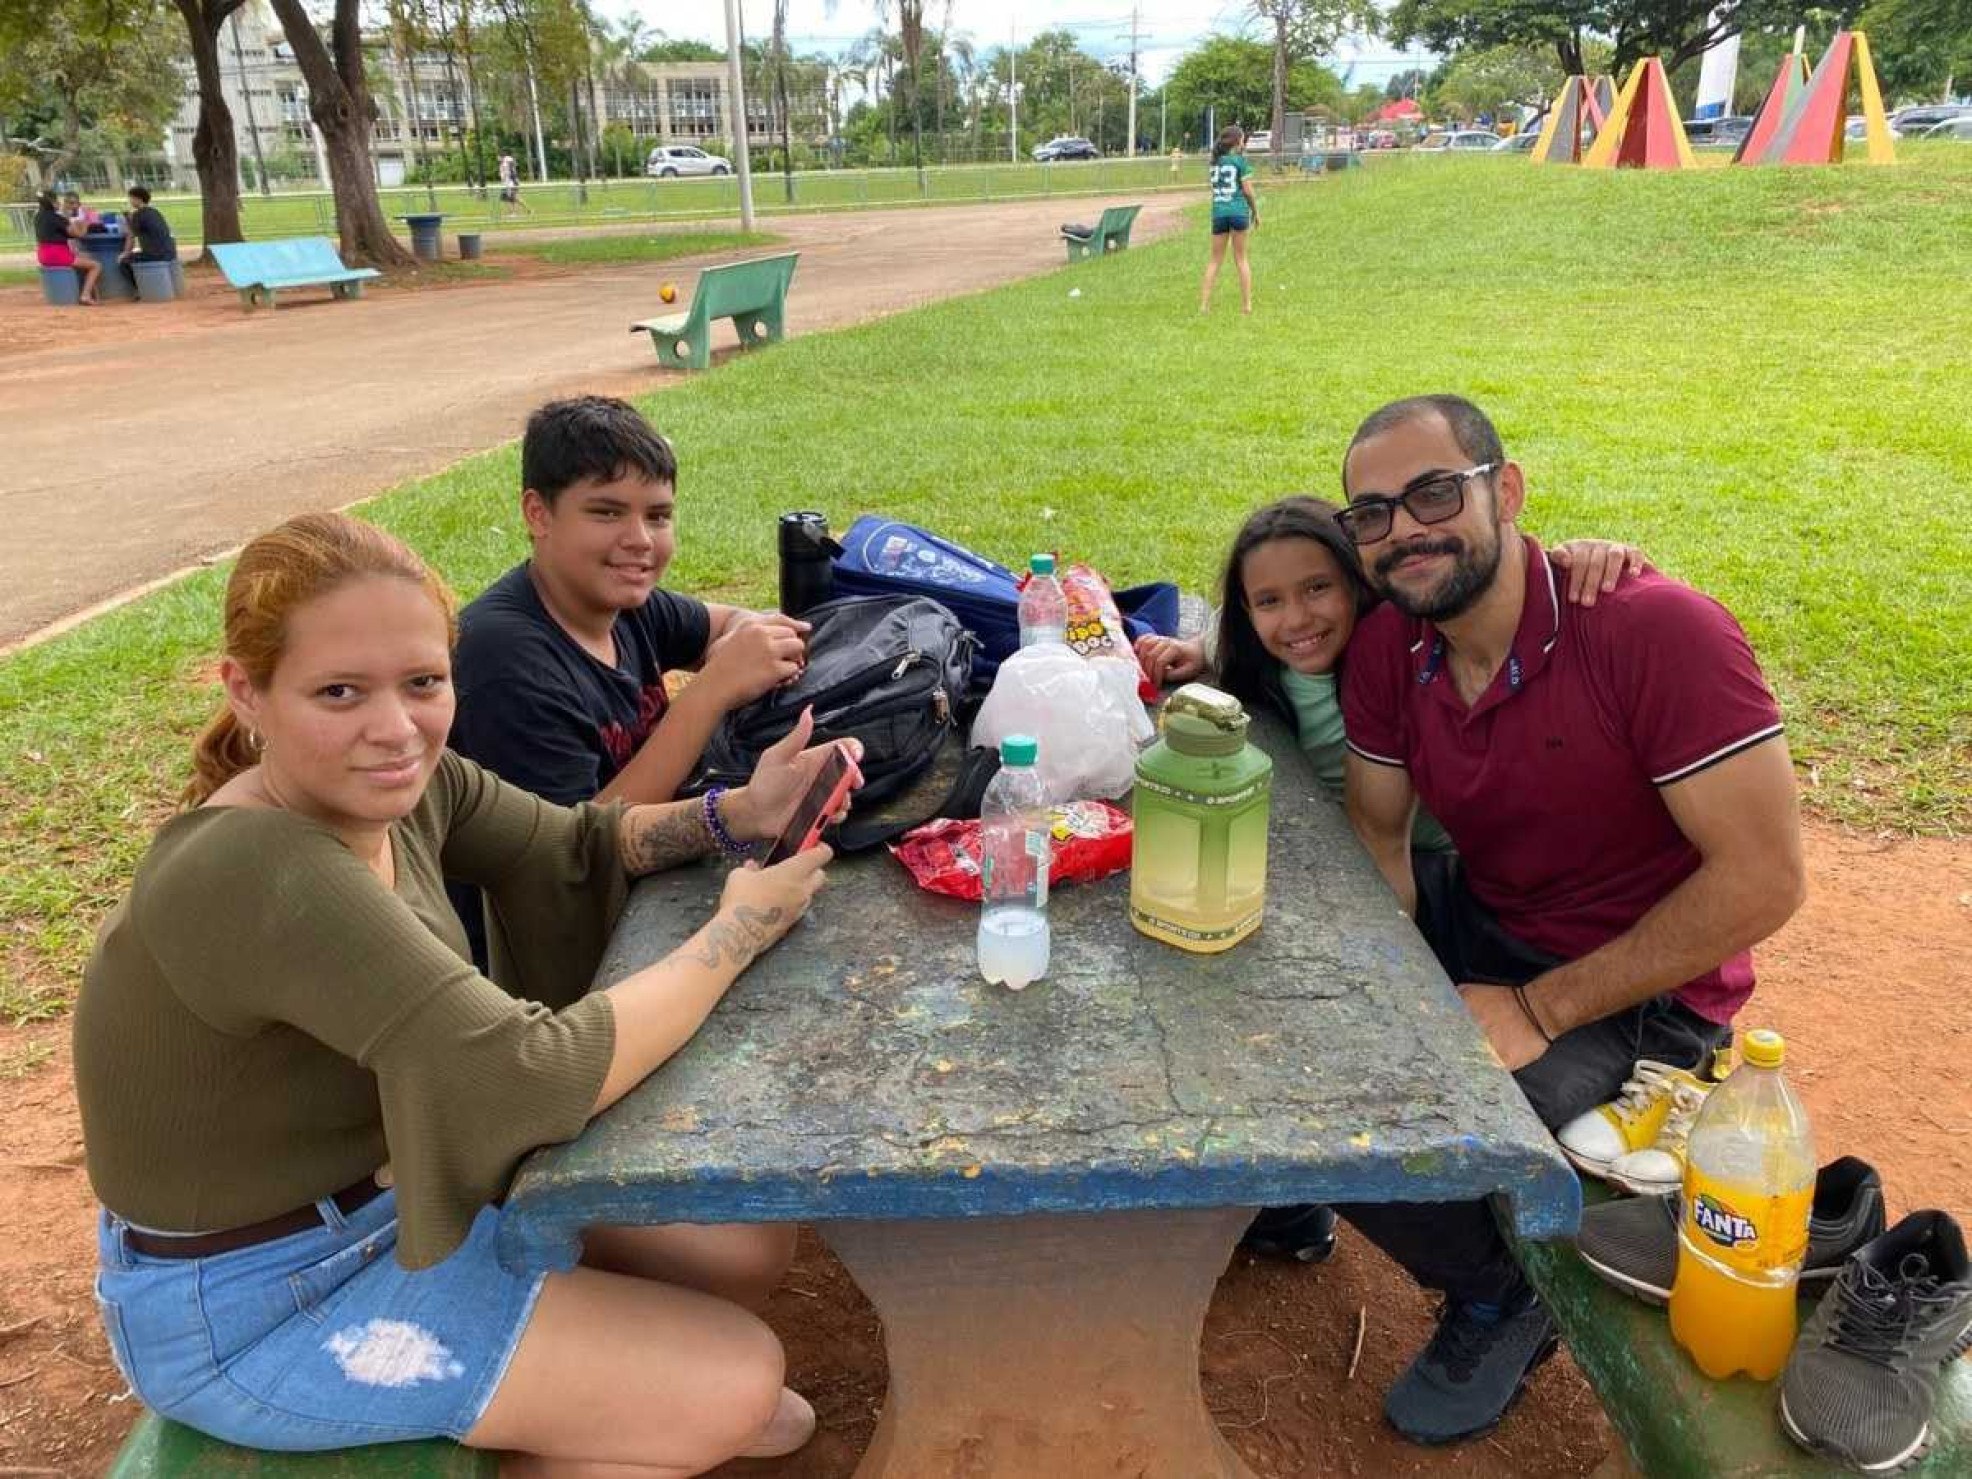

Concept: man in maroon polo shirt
[[1334, 395, 1805, 1445]]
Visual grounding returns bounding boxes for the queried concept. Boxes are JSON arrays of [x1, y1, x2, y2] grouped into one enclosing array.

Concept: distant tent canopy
[[1374, 99, 1423, 122]]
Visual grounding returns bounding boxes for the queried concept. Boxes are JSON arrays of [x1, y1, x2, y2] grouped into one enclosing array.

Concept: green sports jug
[[1130, 683, 1272, 953]]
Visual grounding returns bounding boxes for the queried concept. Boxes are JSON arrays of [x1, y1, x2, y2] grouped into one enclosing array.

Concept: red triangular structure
[[1748, 31, 1896, 165], [1583, 58, 1695, 170], [1735, 53, 1811, 163]]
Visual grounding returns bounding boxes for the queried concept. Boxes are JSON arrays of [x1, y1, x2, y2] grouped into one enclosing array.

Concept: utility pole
[[1126, 3, 1139, 157], [724, 0, 756, 229], [1009, 18, 1017, 162], [1160, 87, 1167, 152], [229, 8, 271, 196]]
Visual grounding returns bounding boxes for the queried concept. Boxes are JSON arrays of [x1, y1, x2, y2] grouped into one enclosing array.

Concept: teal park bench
[[110, 1410, 492, 1478], [1059, 203, 1142, 262], [1515, 1198, 1972, 1476], [629, 252, 799, 371], [208, 239, 381, 311]]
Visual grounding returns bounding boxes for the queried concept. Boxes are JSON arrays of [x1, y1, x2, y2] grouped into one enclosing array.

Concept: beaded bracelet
[[701, 786, 753, 859]]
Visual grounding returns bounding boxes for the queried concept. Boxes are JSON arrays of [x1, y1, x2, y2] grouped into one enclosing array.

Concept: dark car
[[1032, 136, 1101, 162], [1890, 104, 1972, 134], [1684, 115, 1754, 149]]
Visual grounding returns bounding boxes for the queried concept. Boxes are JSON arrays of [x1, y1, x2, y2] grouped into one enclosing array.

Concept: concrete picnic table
[[498, 714, 1579, 1477]]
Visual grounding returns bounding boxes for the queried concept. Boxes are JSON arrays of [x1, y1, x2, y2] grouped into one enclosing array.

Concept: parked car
[[646, 145, 732, 178], [1364, 129, 1399, 150], [1032, 136, 1101, 162], [1684, 115, 1754, 149], [1493, 131, 1540, 152], [1845, 114, 1903, 141], [1889, 103, 1972, 134], [1920, 116, 1972, 140], [1414, 130, 1501, 151]]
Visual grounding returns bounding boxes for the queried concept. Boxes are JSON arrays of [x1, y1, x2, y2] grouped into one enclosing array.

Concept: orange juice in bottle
[[1668, 1028, 1815, 1381]]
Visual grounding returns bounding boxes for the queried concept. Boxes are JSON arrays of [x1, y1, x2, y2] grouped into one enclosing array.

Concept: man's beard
[[1372, 527, 1504, 621]]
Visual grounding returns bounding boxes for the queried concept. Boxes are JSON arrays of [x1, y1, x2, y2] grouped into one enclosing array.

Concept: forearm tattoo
[[619, 800, 715, 876], [686, 904, 787, 970]]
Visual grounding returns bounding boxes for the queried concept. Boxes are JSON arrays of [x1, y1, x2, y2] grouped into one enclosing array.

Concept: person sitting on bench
[[33, 190, 100, 305], [118, 186, 177, 290]]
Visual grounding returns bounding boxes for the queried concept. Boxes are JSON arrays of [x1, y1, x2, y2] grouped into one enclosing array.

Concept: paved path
[[0, 196, 1182, 647]]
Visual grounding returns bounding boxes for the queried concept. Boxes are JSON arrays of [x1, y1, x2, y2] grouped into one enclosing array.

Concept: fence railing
[[3, 156, 1206, 252]]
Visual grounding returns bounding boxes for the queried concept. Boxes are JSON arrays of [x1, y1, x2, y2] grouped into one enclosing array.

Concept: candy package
[[890, 801, 1134, 901]]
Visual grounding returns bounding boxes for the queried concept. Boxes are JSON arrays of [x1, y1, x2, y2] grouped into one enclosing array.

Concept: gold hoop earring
[[248, 728, 265, 753]]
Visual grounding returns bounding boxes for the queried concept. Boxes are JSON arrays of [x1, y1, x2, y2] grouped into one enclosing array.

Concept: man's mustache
[[1374, 537, 1463, 579]]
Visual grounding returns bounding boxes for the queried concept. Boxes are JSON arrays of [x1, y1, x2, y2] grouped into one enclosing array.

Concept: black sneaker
[[1240, 1203, 1337, 1264], [1382, 1288, 1559, 1445], [1577, 1155, 1886, 1305], [1780, 1210, 1972, 1472]]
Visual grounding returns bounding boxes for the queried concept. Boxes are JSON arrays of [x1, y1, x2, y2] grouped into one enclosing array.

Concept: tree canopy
[[1163, 35, 1347, 144], [1384, 0, 1821, 77]]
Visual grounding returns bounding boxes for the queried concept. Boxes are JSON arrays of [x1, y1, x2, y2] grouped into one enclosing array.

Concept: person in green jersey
[[1201, 125, 1259, 314]]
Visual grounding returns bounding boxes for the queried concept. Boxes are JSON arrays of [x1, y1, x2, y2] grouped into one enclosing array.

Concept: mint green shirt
[[1281, 666, 1454, 854]]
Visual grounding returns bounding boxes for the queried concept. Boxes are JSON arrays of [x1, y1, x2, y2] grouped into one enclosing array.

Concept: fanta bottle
[[1668, 1029, 1816, 1380]]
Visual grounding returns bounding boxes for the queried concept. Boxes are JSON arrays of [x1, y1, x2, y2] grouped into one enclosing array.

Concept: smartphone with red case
[[762, 744, 861, 865]]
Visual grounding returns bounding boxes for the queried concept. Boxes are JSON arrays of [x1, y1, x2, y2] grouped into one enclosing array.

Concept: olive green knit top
[[74, 752, 625, 1270]]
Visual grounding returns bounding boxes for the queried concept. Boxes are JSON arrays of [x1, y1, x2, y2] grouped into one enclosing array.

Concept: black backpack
[[690, 596, 985, 845]]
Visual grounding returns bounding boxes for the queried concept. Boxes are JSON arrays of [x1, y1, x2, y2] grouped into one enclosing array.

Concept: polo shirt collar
[[1409, 535, 1560, 711]]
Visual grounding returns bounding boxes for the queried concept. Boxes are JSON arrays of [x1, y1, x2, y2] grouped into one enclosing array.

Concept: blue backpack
[[829, 516, 1181, 693]]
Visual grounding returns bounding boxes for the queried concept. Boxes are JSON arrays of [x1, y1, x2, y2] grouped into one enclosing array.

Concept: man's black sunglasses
[[1337, 463, 1496, 546]]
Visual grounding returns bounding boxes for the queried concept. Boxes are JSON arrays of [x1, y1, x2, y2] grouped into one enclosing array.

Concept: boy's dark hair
[[1211, 125, 1245, 162], [1342, 394, 1504, 491], [521, 396, 677, 505], [1214, 496, 1375, 722], [127, 186, 152, 205]]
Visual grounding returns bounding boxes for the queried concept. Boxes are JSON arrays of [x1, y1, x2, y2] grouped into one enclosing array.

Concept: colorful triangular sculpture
[[1531, 75, 1617, 164], [1744, 31, 1895, 165], [1735, 52, 1812, 163], [1583, 58, 1695, 169]]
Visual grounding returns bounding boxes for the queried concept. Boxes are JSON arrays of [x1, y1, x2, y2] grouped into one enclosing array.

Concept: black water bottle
[[778, 511, 843, 617]]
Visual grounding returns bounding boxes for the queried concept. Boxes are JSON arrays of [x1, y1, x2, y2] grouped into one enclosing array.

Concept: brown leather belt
[[123, 1178, 386, 1260]]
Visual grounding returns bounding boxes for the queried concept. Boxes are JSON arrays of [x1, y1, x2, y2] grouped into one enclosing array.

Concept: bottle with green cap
[[1670, 1028, 1817, 1379], [1130, 683, 1272, 953], [977, 734, 1052, 989], [1017, 553, 1067, 647]]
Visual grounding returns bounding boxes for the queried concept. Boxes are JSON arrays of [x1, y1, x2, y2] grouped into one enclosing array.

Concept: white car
[[1414, 130, 1502, 152], [646, 145, 732, 178], [1920, 116, 1972, 140]]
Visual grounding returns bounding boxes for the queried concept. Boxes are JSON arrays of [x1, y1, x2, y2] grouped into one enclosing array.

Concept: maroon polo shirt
[[1341, 536, 1784, 1024]]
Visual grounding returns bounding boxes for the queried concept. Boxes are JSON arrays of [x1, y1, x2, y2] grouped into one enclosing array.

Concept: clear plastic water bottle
[[1017, 554, 1067, 647], [977, 735, 1051, 990]]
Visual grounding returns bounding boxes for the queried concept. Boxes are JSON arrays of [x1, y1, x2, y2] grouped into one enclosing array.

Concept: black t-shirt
[[129, 205, 176, 259], [447, 563, 712, 966], [34, 207, 70, 246]]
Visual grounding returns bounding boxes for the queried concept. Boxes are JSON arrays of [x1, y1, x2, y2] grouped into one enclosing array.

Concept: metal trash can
[[458, 232, 483, 261], [132, 260, 178, 303], [400, 212, 444, 262], [40, 267, 81, 307]]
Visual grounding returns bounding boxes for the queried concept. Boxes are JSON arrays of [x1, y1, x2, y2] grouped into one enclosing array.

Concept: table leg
[[820, 1206, 1258, 1479]]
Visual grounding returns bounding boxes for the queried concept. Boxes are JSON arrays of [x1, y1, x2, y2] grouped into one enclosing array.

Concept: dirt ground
[[0, 195, 1183, 649], [2, 820, 1966, 1477]]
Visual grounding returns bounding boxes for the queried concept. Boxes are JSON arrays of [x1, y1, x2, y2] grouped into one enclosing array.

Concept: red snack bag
[[891, 801, 1134, 901]]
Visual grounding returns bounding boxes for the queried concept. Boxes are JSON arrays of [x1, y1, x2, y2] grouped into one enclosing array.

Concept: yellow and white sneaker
[[1555, 1062, 1711, 1180], [1607, 1074, 1713, 1195]]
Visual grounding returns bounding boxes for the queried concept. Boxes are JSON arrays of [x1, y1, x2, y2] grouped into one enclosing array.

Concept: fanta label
[[1692, 1193, 1760, 1250]]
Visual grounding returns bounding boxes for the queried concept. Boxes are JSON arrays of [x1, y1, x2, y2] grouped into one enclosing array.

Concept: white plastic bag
[[973, 647, 1153, 804]]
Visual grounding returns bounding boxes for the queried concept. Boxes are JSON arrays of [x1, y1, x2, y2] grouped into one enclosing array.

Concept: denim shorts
[[1210, 213, 1251, 235], [95, 1189, 546, 1451]]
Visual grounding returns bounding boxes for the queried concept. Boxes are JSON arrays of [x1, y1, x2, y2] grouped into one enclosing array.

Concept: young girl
[[33, 189, 101, 305], [1136, 496, 1643, 846], [1200, 126, 1258, 315], [75, 512, 857, 1475]]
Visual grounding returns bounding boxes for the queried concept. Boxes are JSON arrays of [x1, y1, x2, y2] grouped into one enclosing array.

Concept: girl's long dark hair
[[1211, 126, 1245, 162], [1214, 496, 1376, 722]]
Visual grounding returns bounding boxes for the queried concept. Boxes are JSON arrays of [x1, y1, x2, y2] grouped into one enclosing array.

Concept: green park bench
[[109, 1410, 493, 1478], [1515, 1203, 1972, 1476], [629, 251, 799, 371], [208, 239, 381, 311], [1058, 203, 1141, 262]]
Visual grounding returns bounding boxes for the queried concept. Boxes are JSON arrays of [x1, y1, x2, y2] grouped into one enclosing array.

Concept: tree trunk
[[456, 1, 488, 194], [1271, 16, 1288, 162], [1559, 34, 1585, 78], [268, 0, 416, 269]]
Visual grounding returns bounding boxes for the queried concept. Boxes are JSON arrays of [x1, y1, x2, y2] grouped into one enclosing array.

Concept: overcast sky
[[593, 1, 1438, 88]]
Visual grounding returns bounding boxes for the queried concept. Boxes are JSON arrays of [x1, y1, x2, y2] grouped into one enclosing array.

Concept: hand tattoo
[[619, 800, 715, 876], [686, 904, 787, 969]]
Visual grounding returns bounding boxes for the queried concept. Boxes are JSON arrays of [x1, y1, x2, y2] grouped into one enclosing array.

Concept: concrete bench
[[208, 239, 381, 311], [1059, 203, 1142, 261], [1518, 1207, 1972, 1475], [109, 1410, 493, 1477], [629, 251, 799, 371]]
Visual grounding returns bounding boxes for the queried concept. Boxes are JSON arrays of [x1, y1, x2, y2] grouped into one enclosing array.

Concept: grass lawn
[[2, 146, 1968, 1021], [493, 229, 779, 267]]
